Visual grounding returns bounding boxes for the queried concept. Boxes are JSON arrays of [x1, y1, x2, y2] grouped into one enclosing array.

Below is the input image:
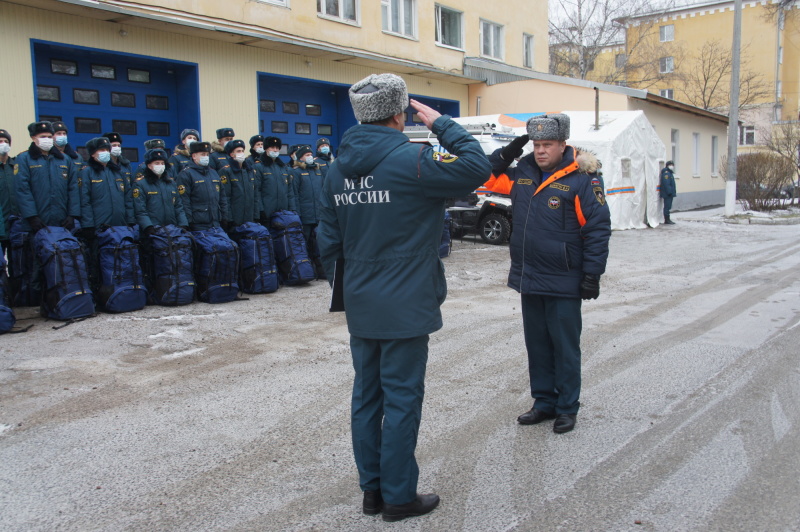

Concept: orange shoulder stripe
[[534, 161, 579, 196], [575, 195, 587, 227]]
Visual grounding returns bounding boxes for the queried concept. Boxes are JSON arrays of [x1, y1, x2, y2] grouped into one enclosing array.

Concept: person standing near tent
[[483, 113, 611, 434], [317, 73, 491, 522], [660, 161, 677, 224]]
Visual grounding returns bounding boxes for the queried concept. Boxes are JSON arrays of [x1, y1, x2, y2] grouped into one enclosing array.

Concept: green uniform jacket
[[15, 143, 80, 231], [317, 115, 491, 339], [258, 156, 295, 215], [177, 161, 229, 230], [218, 159, 260, 226], [132, 169, 188, 230], [0, 155, 17, 235], [79, 158, 134, 228]]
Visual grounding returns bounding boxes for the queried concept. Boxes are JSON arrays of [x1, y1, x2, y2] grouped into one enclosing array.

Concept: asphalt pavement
[[1, 210, 799, 531]]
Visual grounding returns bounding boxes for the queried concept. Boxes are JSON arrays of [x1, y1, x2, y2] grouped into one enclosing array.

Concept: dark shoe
[[382, 493, 440, 522], [517, 407, 556, 425], [363, 490, 383, 515], [665, 217, 676, 225], [553, 414, 577, 434]]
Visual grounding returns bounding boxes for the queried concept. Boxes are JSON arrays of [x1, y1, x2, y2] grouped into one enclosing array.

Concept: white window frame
[[660, 56, 674, 74], [435, 4, 464, 50], [660, 24, 674, 42], [382, 0, 417, 39], [480, 19, 505, 60], [258, 0, 289, 7], [615, 53, 626, 69], [739, 125, 755, 146], [317, 0, 359, 24], [660, 88, 674, 99], [692, 132, 700, 177], [523, 33, 534, 68], [671, 128, 680, 171], [711, 135, 719, 176]]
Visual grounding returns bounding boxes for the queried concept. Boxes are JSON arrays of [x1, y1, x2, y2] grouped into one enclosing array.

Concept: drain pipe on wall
[[594, 87, 600, 130]]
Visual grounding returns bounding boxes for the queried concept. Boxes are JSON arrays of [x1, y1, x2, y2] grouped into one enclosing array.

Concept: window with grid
[[660, 24, 674, 42], [435, 5, 463, 49], [382, 0, 416, 38], [739, 125, 755, 146], [692, 132, 700, 176], [659, 56, 674, 74], [481, 19, 504, 60], [660, 88, 674, 99], [523, 34, 534, 68], [317, 0, 357, 23]]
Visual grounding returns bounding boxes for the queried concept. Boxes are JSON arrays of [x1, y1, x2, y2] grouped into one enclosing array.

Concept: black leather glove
[[580, 274, 601, 300], [145, 226, 156, 236], [62, 216, 75, 231], [501, 134, 529, 162], [27, 216, 45, 234]]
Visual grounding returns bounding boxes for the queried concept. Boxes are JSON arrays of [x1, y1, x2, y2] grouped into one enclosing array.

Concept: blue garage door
[[257, 73, 460, 156], [32, 41, 199, 163]]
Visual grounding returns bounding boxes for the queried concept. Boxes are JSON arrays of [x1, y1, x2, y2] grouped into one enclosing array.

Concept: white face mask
[[37, 137, 54, 151], [151, 163, 166, 176], [303, 155, 315, 165], [255, 147, 265, 154], [55, 135, 68, 147], [0, 142, 10, 155], [267, 150, 279, 159], [234, 153, 247, 163], [110, 146, 122, 157], [197, 155, 210, 167], [185, 139, 195, 149]]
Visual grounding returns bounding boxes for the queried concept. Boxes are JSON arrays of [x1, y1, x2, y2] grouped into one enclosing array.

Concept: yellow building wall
[[468, 79, 630, 115], [0, 1, 471, 144], [626, 2, 781, 113], [98, 0, 550, 74]]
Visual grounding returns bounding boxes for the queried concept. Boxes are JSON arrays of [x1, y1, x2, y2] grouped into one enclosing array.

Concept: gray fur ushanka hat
[[526, 113, 570, 141], [349, 73, 409, 123]]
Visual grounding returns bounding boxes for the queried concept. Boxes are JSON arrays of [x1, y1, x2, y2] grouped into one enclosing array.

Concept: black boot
[[665, 216, 675, 225], [382, 493, 440, 522]]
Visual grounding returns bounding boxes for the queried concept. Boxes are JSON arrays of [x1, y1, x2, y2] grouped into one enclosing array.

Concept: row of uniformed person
[[0, 121, 334, 310]]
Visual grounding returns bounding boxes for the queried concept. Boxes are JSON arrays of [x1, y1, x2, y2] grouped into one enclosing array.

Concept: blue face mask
[[55, 135, 68, 147], [97, 151, 111, 164], [198, 155, 210, 167], [319, 146, 330, 155]]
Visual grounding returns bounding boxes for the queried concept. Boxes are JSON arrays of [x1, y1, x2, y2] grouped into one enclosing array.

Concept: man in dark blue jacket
[[176, 141, 229, 231], [51, 121, 84, 172], [292, 145, 324, 241], [79, 136, 135, 289], [169, 128, 200, 177], [313, 137, 334, 178], [258, 136, 295, 221], [660, 161, 677, 224], [103, 132, 133, 187], [0, 128, 17, 253], [318, 73, 491, 522], [218, 139, 260, 227], [484, 114, 611, 434], [15, 121, 81, 303]]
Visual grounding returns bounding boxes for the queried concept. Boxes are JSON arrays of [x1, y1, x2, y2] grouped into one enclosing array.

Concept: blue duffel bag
[[96, 226, 147, 313], [230, 222, 279, 294], [33, 226, 95, 321], [191, 227, 240, 303]]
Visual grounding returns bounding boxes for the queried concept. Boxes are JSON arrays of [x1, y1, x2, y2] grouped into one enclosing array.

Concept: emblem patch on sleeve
[[77, 177, 82, 188], [133, 188, 140, 198], [591, 177, 601, 187], [593, 186, 606, 206], [221, 176, 228, 184], [432, 151, 459, 163], [178, 185, 186, 195], [548, 196, 561, 209]]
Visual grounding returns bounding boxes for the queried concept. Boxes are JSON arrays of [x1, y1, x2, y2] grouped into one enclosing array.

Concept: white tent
[[438, 111, 667, 230]]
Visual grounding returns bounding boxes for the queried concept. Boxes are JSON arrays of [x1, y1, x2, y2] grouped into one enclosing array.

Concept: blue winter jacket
[[257, 155, 295, 215], [169, 146, 192, 176], [218, 159, 260, 225], [0, 155, 18, 233], [79, 158, 134, 228], [659, 166, 677, 198], [176, 161, 229, 230], [15, 143, 80, 230], [485, 146, 611, 298], [292, 162, 324, 225], [317, 115, 491, 339], [132, 169, 188, 230]]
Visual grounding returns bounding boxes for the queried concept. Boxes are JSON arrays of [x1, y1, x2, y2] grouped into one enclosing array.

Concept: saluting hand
[[410, 99, 441, 130]]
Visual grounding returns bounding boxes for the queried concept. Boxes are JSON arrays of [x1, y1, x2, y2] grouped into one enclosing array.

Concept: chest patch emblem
[[178, 185, 186, 195], [133, 188, 140, 198], [517, 178, 533, 185], [432, 151, 459, 163], [548, 196, 561, 209], [221, 176, 228, 184], [550, 183, 570, 191]]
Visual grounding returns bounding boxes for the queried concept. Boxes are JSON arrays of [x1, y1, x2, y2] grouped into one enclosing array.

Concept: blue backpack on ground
[[439, 210, 452, 258], [230, 222, 279, 294], [269, 210, 315, 286], [8, 216, 40, 307], [149, 225, 195, 306], [33, 226, 95, 321], [0, 254, 16, 333], [191, 227, 240, 303], [96, 226, 147, 313]]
